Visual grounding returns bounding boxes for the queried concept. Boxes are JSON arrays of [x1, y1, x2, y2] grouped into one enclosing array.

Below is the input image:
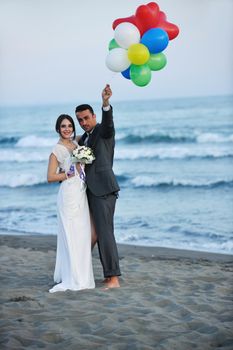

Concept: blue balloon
[[141, 28, 169, 54], [121, 66, 131, 80]]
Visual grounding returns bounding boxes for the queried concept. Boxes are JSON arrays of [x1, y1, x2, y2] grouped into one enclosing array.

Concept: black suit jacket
[[79, 106, 120, 196]]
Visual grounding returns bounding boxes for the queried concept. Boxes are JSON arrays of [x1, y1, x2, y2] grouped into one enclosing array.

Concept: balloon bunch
[[106, 2, 179, 87]]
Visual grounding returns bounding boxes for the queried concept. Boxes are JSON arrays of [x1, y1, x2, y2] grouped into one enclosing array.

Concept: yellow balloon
[[127, 43, 150, 65]]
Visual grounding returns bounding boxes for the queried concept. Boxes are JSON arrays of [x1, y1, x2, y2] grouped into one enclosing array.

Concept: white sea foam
[[197, 133, 233, 143], [1, 173, 231, 189], [130, 176, 233, 188], [0, 144, 232, 163], [9, 132, 233, 151], [115, 145, 233, 160], [116, 131, 233, 144], [16, 135, 57, 148], [0, 150, 49, 162], [117, 237, 233, 255], [0, 173, 46, 188]]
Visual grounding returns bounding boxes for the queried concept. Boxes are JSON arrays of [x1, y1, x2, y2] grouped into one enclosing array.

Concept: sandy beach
[[0, 234, 233, 349]]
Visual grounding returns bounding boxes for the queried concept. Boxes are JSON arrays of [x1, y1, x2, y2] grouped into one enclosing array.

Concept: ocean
[[0, 95, 233, 255]]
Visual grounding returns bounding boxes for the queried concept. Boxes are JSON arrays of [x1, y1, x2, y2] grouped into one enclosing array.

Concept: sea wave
[[0, 135, 56, 147], [116, 132, 233, 144], [0, 173, 128, 188], [0, 136, 20, 145], [130, 176, 233, 189], [197, 133, 233, 143], [1, 171, 232, 189], [0, 150, 49, 162], [1, 131, 233, 149], [0, 145, 233, 163], [116, 133, 195, 144], [15, 135, 57, 148], [116, 146, 233, 160], [0, 174, 47, 188], [116, 232, 233, 255]]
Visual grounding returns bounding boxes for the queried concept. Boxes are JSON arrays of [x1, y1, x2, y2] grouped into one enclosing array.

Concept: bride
[[47, 114, 95, 293]]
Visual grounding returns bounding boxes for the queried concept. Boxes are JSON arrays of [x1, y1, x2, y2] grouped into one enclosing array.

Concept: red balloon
[[135, 2, 160, 34], [157, 11, 179, 40], [112, 2, 179, 40], [157, 11, 166, 22], [113, 15, 136, 30], [113, 15, 144, 35]]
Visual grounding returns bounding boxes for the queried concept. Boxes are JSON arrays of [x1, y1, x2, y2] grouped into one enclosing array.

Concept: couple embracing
[[47, 84, 121, 293]]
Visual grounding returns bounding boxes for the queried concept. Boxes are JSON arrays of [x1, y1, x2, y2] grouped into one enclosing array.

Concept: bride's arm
[[47, 153, 68, 183]]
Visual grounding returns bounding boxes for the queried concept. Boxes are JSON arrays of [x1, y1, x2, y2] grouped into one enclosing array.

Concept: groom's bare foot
[[105, 276, 120, 289], [102, 278, 110, 283]]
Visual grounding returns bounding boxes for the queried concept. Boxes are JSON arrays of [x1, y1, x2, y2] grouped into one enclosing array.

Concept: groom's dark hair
[[55, 114, 76, 140], [75, 104, 94, 115]]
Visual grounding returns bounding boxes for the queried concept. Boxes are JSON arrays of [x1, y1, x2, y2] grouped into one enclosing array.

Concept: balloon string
[[107, 72, 118, 84]]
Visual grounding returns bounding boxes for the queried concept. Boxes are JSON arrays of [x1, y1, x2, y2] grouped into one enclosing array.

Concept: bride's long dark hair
[[55, 114, 76, 140]]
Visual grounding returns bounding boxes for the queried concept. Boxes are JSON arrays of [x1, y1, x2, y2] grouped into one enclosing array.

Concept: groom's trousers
[[87, 189, 121, 278]]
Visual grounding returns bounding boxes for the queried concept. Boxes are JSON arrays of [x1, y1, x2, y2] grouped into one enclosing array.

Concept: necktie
[[84, 133, 89, 146]]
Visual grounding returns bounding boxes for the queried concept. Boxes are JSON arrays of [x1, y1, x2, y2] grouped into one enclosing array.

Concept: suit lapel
[[88, 124, 99, 148], [79, 133, 86, 146]]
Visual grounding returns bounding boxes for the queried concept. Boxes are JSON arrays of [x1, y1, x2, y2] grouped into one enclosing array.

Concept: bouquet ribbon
[[79, 164, 86, 182]]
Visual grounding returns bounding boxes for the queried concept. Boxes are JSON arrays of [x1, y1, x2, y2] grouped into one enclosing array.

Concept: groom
[[75, 84, 121, 288]]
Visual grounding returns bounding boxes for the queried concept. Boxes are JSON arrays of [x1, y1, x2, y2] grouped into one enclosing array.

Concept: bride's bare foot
[[104, 276, 120, 289]]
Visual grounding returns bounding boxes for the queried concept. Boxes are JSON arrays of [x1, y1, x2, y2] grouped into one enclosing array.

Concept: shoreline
[[0, 233, 232, 263], [1, 233, 233, 349]]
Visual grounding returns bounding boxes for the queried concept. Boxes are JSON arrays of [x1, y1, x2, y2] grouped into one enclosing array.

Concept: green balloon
[[148, 52, 167, 71], [130, 64, 152, 87], [108, 38, 120, 51]]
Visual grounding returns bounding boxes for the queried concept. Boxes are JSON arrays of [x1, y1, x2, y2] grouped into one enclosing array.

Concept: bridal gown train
[[49, 143, 95, 293]]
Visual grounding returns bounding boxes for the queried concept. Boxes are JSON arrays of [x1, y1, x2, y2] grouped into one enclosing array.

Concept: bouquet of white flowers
[[71, 146, 95, 164]]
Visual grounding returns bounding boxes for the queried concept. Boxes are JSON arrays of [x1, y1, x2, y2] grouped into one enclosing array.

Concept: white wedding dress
[[49, 142, 95, 293]]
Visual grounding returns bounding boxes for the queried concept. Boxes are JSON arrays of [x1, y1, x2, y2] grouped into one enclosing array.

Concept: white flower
[[71, 146, 95, 164]]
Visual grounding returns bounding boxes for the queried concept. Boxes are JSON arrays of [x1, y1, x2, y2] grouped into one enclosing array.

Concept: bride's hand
[[66, 170, 75, 178], [66, 164, 75, 178]]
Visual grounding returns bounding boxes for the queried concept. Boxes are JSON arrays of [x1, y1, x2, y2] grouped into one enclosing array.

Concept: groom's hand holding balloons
[[102, 84, 112, 107]]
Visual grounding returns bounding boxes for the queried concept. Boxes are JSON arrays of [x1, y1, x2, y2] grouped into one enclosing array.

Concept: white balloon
[[114, 22, 140, 49], [105, 48, 131, 72]]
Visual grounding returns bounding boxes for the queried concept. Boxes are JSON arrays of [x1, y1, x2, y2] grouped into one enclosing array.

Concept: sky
[[0, 0, 233, 105]]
